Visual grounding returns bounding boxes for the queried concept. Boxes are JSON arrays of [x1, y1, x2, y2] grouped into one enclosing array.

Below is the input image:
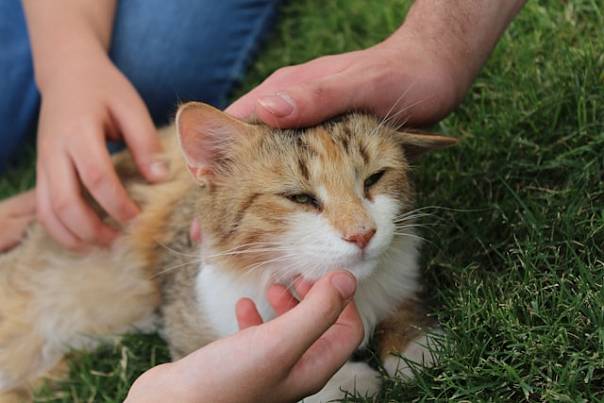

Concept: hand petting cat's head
[[176, 102, 456, 281]]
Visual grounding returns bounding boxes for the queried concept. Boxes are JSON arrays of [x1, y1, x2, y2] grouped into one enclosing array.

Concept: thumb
[[112, 92, 168, 183], [265, 271, 358, 363], [255, 73, 363, 128]]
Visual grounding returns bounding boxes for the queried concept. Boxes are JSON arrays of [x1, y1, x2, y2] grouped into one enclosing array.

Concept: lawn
[[1, 0, 602, 401]]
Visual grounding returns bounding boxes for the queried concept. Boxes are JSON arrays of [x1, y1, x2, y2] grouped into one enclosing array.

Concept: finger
[[267, 284, 298, 315], [0, 216, 36, 252], [254, 71, 363, 129], [289, 300, 364, 392], [69, 133, 140, 226], [264, 271, 357, 363], [226, 56, 352, 120], [36, 168, 84, 250], [294, 278, 315, 299], [236, 298, 263, 330], [0, 190, 36, 217], [44, 148, 118, 246], [111, 90, 168, 183], [189, 218, 202, 244], [226, 67, 302, 120]]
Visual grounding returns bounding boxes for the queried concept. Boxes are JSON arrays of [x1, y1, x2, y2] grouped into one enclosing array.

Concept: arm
[[385, 0, 527, 106], [22, 1, 166, 250], [23, 0, 116, 87], [227, 0, 526, 128]]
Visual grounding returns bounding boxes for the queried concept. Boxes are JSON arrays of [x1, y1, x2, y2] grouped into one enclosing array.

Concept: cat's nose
[[343, 228, 376, 250]]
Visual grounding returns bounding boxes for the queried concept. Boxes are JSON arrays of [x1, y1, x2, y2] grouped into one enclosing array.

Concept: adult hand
[[0, 190, 36, 252], [227, 43, 459, 129], [126, 271, 363, 403], [227, 1, 525, 130], [35, 54, 168, 251]]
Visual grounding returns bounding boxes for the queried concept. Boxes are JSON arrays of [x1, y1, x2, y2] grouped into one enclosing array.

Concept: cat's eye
[[364, 170, 386, 191], [286, 193, 320, 209]]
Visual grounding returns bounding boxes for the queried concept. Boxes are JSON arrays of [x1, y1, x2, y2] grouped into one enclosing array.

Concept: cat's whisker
[[369, 81, 420, 137], [394, 224, 431, 231], [388, 97, 431, 132], [394, 212, 434, 221], [206, 247, 299, 259], [153, 239, 200, 258], [393, 231, 431, 245], [207, 241, 287, 256], [153, 257, 203, 278], [239, 254, 300, 280]]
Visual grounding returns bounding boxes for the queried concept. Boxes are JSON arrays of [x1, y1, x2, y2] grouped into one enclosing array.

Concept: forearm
[[22, 0, 117, 90], [382, 0, 526, 101]]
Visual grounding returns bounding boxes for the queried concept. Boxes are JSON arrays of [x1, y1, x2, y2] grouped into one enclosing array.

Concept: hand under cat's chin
[[293, 257, 380, 283]]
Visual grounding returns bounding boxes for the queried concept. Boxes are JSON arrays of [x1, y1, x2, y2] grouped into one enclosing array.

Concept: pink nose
[[343, 229, 376, 249]]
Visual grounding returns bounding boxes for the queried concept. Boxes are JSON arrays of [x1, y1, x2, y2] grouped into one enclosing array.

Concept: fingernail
[[330, 272, 356, 300], [258, 93, 295, 117], [149, 160, 169, 181]]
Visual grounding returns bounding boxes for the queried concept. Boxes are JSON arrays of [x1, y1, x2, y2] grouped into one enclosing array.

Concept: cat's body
[[0, 103, 454, 402]]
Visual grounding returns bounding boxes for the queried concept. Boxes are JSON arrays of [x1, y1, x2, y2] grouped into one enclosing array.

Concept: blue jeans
[[0, 0, 281, 173]]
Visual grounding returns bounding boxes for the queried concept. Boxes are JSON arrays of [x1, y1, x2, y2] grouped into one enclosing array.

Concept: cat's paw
[[302, 361, 381, 403], [383, 329, 442, 380]]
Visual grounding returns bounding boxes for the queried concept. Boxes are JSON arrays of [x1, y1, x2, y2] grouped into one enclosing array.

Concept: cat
[[0, 102, 456, 402]]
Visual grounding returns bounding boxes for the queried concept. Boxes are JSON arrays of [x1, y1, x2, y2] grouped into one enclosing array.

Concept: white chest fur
[[195, 264, 275, 338], [195, 235, 420, 343]]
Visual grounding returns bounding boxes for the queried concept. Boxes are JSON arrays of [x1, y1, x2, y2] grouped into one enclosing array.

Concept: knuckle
[[82, 165, 109, 193], [306, 379, 325, 396], [64, 239, 83, 251], [270, 66, 293, 80], [310, 82, 331, 101], [36, 210, 51, 228], [317, 294, 343, 320], [51, 196, 72, 216]]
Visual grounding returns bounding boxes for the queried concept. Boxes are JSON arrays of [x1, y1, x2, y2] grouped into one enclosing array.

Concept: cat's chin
[[296, 258, 379, 282], [345, 258, 379, 280]]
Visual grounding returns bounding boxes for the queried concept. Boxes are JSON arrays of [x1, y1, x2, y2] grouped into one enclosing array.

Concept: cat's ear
[[396, 131, 458, 162], [176, 102, 252, 183]]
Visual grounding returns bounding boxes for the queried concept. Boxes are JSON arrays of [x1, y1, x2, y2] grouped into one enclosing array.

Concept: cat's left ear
[[396, 131, 459, 162], [176, 102, 253, 184]]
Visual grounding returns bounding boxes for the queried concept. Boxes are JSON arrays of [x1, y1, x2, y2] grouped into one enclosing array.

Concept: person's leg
[[110, 0, 282, 126], [0, 1, 40, 174]]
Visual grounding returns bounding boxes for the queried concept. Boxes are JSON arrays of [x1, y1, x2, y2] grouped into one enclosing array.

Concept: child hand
[[0, 190, 36, 252], [126, 271, 362, 403], [35, 54, 167, 250]]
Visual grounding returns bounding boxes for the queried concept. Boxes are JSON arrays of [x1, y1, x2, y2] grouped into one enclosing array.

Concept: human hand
[[0, 190, 36, 252], [227, 39, 462, 129], [35, 53, 167, 251], [126, 271, 363, 403]]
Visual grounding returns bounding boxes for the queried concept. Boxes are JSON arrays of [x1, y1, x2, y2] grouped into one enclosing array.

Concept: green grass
[[2, 0, 602, 401]]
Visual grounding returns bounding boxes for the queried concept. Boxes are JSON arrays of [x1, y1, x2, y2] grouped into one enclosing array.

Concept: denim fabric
[[0, 0, 281, 172]]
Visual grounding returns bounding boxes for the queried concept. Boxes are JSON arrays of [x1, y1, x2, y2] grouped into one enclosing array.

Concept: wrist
[[35, 43, 111, 93], [378, 26, 472, 106], [381, 0, 526, 104], [22, 0, 117, 92]]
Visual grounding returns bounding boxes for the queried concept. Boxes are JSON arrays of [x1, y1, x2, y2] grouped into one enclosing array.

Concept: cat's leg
[[0, 240, 160, 397], [376, 299, 442, 380], [0, 360, 68, 403], [302, 361, 381, 403]]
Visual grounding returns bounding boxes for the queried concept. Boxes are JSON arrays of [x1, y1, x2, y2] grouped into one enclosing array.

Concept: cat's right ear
[[176, 102, 251, 184]]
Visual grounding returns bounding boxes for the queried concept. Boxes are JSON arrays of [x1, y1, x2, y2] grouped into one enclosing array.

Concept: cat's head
[[176, 102, 456, 281]]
